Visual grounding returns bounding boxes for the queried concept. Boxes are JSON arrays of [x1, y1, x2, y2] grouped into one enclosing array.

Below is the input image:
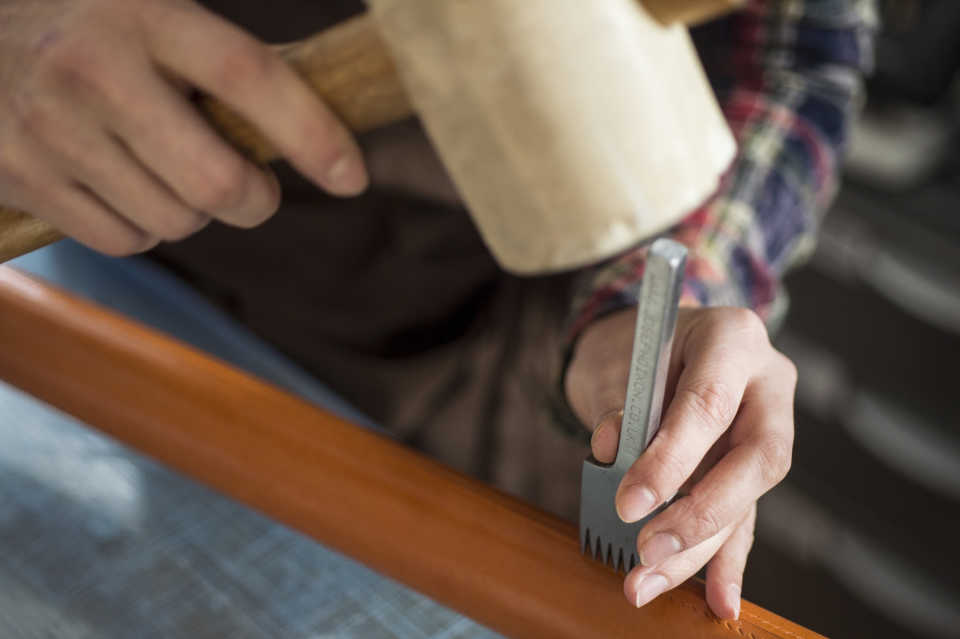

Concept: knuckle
[[12, 94, 57, 140], [244, 190, 278, 227], [191, 159, 249, 213], [680, 498, 725, 543], [214, 41, 277, 93], [296, 121, 347, 167], [758, 435, 793, 485], [32, 31, 79, 72], [44, 40, 112, 97], [693, 505, 724, 541], [19, 46, 127, 129], [645, 444, 688, 494], [722, 307, 767, 341], [184, 212, 211, 237], [0, 156, 29, 191], [777, 352, 799, 386], [677, 380, 738, 431], [56, 57, 102, 94]]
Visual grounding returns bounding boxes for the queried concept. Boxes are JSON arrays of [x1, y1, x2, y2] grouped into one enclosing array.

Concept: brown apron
[[150, 0, 589, 518]]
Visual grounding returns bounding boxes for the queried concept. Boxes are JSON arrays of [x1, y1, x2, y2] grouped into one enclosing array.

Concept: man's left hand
[[565, 306, 797, 619]]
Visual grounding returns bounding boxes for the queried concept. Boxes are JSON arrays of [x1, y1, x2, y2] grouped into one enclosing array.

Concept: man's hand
[[0, 0, 368, 256], [565, 306, 796, 619]]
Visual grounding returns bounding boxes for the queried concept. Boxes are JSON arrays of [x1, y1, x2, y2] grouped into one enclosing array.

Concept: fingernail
[[591, 422, 618, 463], [618, 485, 657, 523], [639, 533, 683, 566], [590, 422, 608, 447], [729, 584, 741, 620], [326, 154, 367, 195], [634, 573, 669, 608]]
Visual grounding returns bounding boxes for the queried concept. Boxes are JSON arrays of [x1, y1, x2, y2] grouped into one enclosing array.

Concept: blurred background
[[748, 1, 960, 636]]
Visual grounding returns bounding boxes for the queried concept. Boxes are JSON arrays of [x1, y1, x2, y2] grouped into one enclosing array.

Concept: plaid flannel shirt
[[555, 0, 877, 435], [568, 0, 877, 336]]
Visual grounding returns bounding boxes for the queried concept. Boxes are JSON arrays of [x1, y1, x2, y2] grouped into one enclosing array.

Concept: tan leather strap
[[0, 266, 826, 639]]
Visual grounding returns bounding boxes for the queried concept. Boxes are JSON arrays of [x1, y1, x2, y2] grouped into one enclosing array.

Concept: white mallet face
[[366, 0, 736, 274]]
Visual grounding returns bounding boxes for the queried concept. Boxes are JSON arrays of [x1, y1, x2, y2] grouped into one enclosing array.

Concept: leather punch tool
[[579, 238, 687, 572]]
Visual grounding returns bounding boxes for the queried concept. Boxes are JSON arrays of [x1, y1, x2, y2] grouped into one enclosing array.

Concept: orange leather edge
[[0, 266, 827, 639]]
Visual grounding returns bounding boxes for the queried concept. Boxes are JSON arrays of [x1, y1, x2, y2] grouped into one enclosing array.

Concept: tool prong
[[579, 239, 688, 576]]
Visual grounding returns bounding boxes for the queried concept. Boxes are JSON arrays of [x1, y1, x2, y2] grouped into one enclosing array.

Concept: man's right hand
[[0, 0, 368, 256]]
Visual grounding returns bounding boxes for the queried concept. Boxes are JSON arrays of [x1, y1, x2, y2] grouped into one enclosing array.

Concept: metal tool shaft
[[613, 239, 687, 473], [578, 238, 687, 572]]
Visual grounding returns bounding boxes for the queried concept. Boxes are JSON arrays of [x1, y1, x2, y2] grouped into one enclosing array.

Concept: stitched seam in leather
[[663, 592, 816, 639], [663, 593, 762, 639], [721, 621, 749, 636], [739, 612, 810, 639]]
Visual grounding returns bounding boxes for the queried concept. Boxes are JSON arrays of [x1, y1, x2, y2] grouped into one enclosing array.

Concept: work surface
[[0, 243, 499, 638], [0, 380, 498, 638]]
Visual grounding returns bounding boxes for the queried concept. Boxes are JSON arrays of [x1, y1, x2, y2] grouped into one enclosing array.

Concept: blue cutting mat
[[0, 242, 501, 639]]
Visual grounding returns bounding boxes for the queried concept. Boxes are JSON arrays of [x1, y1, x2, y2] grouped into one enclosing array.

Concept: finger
[[82, 134, 213, 241], [85, 49, 280, 228], [32, 107, 211, 242], [590, 409, 622, 463], [38, 184, 157, 256], [625, 517, 737, 609], [616, 313, 759, 523], [633, 363, 794, 568], [145, 2, 367, 195], [705, 505, 756, 620], [0, 139, 155, 255]]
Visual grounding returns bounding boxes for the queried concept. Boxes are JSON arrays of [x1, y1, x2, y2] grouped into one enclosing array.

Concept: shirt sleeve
[[551, 0, 878, 436]]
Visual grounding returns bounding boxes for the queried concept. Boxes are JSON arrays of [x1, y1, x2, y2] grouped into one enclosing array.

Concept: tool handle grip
[[0, 14, 411, 263], [0, 209, 65, 264], [614, 239, 687, 473], [645, 0, 746, 26]]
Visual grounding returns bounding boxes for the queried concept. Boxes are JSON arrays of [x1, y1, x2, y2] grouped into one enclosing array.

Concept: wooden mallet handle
[[645, 0, 745, 26], [0, 0, 742, 264], [0, 15, 409, 263]]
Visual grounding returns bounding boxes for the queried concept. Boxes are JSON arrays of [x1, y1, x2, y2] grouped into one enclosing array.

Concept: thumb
[[591, 409, 623, 463]]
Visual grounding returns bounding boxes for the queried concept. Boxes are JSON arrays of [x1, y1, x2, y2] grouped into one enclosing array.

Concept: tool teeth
[[580, 526, 639, 574], [582, 528, 613, 566]]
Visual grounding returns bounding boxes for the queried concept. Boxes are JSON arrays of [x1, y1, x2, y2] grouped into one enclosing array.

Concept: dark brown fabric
[[154, 1, 589, 519], [199, 0, 364, 43]]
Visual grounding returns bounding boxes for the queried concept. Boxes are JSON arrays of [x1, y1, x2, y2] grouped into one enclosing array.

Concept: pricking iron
[[579, 238, 687, 572]]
